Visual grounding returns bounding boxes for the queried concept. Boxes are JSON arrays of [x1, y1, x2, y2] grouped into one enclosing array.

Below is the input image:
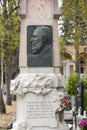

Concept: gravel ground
[[0, 101, 16, 130]]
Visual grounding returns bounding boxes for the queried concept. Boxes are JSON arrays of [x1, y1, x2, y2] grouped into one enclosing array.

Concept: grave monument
[[11, 0, 68, 130]]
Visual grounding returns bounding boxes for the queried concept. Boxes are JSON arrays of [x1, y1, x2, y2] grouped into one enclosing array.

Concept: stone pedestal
[[10, 73, 67, 130]]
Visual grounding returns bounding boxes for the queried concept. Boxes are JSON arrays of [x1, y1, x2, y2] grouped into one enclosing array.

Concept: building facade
[[61, 45, 87, 79]]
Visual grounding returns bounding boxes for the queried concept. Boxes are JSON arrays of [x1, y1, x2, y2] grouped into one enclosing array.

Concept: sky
[[58, 0, 63, 36], [58, 0, 62, 7]]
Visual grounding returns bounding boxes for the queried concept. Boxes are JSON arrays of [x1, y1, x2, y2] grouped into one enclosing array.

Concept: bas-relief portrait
[[27, 25, 53, 67]]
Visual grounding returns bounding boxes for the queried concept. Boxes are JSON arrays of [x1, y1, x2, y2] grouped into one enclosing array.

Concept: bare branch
[[14, 0, 20, 7], [0, 1, 4, 7], [8, 5, 20, 16]]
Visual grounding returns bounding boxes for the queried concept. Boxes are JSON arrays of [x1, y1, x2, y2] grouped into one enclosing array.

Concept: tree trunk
[[5, 60, 12, 105], [0, 86, 6, 113], [0, 56, 6, 113], [75, 49, 80, 74]]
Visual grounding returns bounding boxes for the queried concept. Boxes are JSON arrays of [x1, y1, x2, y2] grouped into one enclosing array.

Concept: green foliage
[[61, 0, 87, 45], [59, 37, 66, 60], [0, 0, 20, 105], [59, 37, 66, 51], [0, 0, 20, 58], [81, 77, 87, 110], [84, 89, 87, 111], [66, 73, 80, 96], [66, 73, 87, 110]]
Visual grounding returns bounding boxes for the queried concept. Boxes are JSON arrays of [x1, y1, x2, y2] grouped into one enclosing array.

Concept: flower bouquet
[[57, 96, 69, 121], [55, 96, 69, 113], [59, 96, 69, 111], [78, 119, 87, 130]]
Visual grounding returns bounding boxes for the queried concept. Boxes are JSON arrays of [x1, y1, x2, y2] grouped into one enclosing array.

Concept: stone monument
[[11, 0, 68, 130]]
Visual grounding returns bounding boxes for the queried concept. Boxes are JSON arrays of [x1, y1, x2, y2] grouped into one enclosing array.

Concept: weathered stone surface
[[10, 73, 65, 95], [11, 73, 67, 130], [53, 0, 61, 19], [18, 0, 60, 71]]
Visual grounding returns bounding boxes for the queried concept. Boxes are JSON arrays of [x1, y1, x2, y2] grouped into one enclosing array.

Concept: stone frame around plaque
[[27, 25, 53, 67]]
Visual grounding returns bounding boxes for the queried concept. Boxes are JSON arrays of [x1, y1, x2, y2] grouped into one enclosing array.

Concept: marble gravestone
[[11, 73, 67, 130], [11, 0, 68, 130]]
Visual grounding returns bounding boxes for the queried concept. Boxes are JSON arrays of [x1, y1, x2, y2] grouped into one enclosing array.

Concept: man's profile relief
[[27, 25, 53, 67]]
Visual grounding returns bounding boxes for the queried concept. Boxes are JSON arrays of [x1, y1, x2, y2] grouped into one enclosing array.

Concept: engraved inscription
[[26, 102, 54, 119]]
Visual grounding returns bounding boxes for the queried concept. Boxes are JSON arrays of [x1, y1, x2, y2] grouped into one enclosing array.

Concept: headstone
[[11, 73, 67, 130], [11, 0, 68, 130]]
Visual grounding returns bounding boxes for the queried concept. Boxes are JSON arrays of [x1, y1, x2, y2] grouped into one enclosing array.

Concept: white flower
[[70, 107, 76, 114]]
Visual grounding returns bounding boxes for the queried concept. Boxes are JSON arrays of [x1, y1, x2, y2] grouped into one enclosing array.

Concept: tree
[[66, 72, 87, 110], [0, 0, 20, 105], [60, 0, 87, 73], [66, 72, 80, 96], [0, 54, 6, 113]]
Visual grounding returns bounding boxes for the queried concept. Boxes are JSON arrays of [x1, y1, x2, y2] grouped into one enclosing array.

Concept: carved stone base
[[10, 73, 66, 130], [11, 121, 27, 130]]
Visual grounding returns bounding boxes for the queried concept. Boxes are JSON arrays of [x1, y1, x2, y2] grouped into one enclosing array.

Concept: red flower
[[60, 97, 69, 110]]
